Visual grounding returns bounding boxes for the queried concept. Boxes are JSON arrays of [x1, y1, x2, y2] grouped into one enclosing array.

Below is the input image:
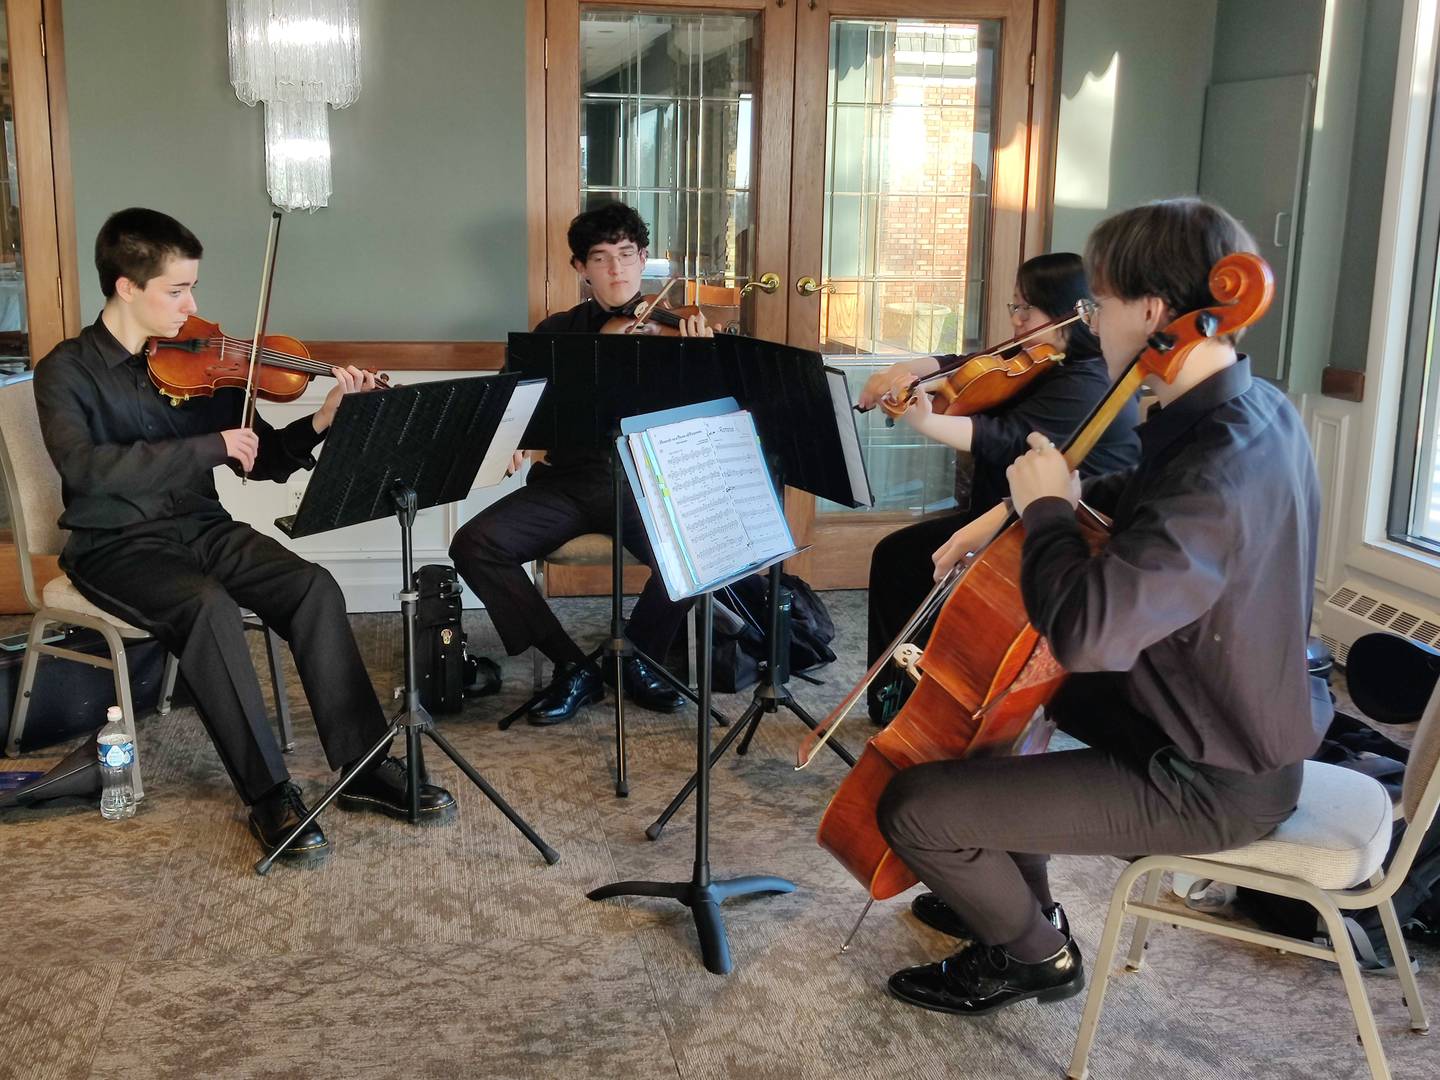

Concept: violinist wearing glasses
[[33, 208, 456, 863], [449, 202, 711, 726], [858, 253, 1141, 725]]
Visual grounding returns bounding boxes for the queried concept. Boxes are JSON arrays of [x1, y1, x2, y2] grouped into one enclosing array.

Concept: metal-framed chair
[[1067, 682, 1440, 1080], [0, 374, 291, 799]]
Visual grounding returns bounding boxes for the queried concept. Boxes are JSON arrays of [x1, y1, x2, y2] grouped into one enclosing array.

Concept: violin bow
[[629, 276, 680, 333], [238, 211, 285, 474]]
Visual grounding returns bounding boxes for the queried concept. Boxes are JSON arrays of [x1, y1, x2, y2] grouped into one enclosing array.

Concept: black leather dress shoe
[[528, 662, 604, 725], [912, 894, 1069, 941], [336, 756, 457, 820], [248, 782, 328, 859], [603, 655, 686, 713], [888, 937, 1084, 1017]]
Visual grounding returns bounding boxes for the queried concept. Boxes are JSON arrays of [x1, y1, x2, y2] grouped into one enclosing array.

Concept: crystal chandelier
[[227, 0, 362, 211]]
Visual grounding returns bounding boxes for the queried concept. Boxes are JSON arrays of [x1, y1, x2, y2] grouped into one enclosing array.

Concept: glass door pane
[[815, 18, 999, 515], [580, 8, 758, 330]]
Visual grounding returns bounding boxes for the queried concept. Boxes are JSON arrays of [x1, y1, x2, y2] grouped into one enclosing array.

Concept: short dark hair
[[1084, 197, 1258, 318], [95, 208, 203, 298], [1017, 251, 1101, 355], [567, 202, 649, 264]]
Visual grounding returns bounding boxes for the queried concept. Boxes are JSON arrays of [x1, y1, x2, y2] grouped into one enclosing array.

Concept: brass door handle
[[795, 276, 835, 296], [739, 272, 781, 297]]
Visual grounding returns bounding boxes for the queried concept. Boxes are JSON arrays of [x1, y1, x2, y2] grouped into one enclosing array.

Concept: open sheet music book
[[621, 408, 795, 601]]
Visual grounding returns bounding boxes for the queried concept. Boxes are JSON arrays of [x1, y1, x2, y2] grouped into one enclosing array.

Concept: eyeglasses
[[1076, 297, 1100, 330], [585, 248, 641, 269], [1005, 302, 1033, 318]]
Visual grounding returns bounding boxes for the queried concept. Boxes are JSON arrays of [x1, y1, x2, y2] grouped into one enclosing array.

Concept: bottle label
[[100, 742, 134, 768]]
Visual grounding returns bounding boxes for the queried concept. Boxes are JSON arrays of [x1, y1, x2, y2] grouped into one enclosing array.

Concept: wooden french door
[[784, 0, 1055, 586], [535, 0, 1054, 591]]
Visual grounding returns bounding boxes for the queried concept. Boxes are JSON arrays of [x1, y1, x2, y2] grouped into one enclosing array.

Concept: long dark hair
[[1017, 252, 1101, 356]]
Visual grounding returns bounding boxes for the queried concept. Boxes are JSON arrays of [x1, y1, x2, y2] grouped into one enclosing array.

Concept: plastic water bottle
[[97, 706, 136, 820]]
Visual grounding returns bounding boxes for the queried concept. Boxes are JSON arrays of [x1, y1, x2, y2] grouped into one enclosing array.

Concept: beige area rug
[[0, 595, 1435, 1079]]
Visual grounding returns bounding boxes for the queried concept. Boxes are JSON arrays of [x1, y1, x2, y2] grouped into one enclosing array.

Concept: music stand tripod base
[[587, 590, 794, 975]]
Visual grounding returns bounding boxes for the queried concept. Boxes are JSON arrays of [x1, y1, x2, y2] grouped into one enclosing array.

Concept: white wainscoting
[[215, 372, 524, 612], [1303, 391, 1356, 597]]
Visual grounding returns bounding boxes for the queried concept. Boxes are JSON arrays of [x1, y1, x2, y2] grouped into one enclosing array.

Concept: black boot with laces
[[248, 781, 328, 859]]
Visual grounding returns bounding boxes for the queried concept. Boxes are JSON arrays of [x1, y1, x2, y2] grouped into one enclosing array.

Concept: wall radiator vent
[[1318, 581, 1440, 666]]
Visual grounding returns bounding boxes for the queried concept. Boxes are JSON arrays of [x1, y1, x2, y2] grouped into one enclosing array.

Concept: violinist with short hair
[[875, 198, 1330, 1018], [33, 207, 455, 862], [449, 202, 711, 726]]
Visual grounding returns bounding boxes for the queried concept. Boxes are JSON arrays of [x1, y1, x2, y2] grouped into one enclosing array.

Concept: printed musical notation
[[626, 410, 793, 596]]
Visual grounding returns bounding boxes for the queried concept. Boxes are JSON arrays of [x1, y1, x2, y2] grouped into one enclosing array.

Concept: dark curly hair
[[95, 208, 203, 298], [567, 202, 649, 264]]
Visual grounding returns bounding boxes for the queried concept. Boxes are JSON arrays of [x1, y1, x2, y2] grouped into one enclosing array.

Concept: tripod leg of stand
[[646, 696, 762, 840], [423, 726, 559, 864], [734, 706, 766, 757], [254, 722, 394, 876], [632, 644, 731, 729]]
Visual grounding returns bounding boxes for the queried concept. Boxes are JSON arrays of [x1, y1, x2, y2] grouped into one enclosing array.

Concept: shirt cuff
[[1021, 496, 1076, 534], [282, 415, 327, 468], [196, 432, 231, 470]]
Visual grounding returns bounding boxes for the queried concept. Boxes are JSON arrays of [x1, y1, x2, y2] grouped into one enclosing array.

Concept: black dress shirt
[[530, 297, 636, 481], [1019, 358, 1330, 773], [33, 316, 325, 557], [965, 344, 1140, 512]]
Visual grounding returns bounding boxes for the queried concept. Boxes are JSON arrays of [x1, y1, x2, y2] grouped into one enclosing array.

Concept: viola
[[799, 252, 1275, 927], [146, 314, 389, 407], [873, 303, 1092, 420]]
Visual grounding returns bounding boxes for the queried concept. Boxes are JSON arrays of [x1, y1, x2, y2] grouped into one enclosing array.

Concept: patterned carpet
[[1, 593, 1436, 1079]]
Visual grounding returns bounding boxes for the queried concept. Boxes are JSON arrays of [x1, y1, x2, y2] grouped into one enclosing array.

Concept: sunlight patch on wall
[[1054, 52, 1119, 211]]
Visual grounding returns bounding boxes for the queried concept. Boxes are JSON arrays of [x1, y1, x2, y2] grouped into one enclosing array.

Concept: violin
[[799, 252, 1275, 940], [872, 302, 1092, 420], [146, 314, 388, 406], [599, 278, 738, 336]]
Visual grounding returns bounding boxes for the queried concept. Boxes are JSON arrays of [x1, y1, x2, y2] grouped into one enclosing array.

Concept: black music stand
[[588, 411, 799, 975], [254, 375, 559, 875], [500, 333, 871, 802]]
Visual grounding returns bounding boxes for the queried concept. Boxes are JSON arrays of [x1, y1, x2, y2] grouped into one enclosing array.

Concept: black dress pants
[[866, 511, 968, 720], [875, 684, 1303, 949], [66, 517, 388, 805], [448, 463, 693, 664]]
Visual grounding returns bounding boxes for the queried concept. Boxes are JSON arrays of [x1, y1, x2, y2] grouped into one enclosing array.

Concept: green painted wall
[[1329, 0, 1404, 371], [63, 0, 528, 341], [1050, 0, 1217, 255], [1211, 0, 1325, 83]]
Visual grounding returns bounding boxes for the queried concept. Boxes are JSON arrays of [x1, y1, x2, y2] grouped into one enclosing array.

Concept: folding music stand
[[587, 407, 799, 975], [502, 332, 871, 802], [254, 374, 559, 875]]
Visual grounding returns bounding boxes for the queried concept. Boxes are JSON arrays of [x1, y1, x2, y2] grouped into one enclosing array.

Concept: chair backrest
[[0, 375, 67, 609], [1402, 677, 1440, 828]]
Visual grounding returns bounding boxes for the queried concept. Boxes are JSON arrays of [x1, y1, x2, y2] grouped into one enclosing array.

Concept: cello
[[797, 252, 1275, 940]]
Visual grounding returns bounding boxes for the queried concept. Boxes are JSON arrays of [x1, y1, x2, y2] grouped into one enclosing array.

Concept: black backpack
[[709, 573, 836, 694]]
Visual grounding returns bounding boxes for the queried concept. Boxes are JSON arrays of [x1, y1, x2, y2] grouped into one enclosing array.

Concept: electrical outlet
[[288, 482, 306, 512]]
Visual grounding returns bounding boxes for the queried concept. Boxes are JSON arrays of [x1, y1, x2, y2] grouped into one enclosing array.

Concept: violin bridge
[[839, 897, 876, 954]]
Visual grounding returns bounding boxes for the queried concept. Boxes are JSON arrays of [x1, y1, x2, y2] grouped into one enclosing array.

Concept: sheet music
[[472, 379, 547, 489], [627, 410, 794, 592], [826, 368, 873, 507], [627, 431, 695, 592]]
